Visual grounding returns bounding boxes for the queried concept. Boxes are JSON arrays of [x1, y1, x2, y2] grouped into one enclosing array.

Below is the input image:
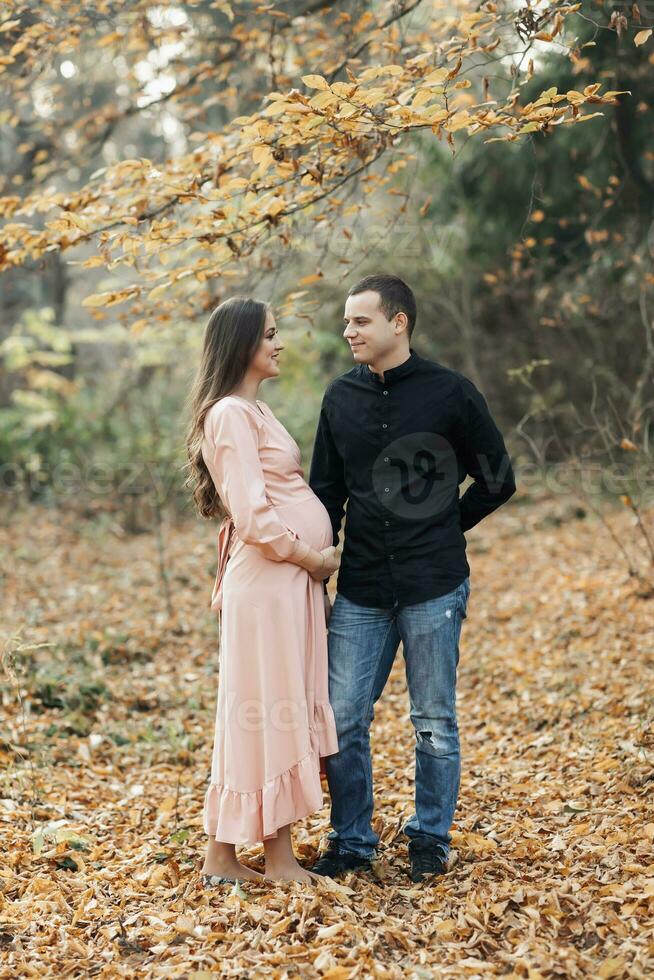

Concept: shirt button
[[383, 390, 388, 395], [382, 423, 388, 429], [389, 554, 395, 560], [384, 487, 390, 493], [384, 456, 389, 462], [384, 521, 390, 526]]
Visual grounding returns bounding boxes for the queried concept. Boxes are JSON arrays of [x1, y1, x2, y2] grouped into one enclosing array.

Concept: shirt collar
[[362, 347, 420, 386]]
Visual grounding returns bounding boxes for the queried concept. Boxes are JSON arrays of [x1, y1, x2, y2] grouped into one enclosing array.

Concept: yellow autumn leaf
[[255, 152, 273, 176], [423, 67, 449, 85], [412, 88, 436, 109], [598, 958, 627, 979], [60, 212, 90, 232], [309, 90, 339, 110], [265, 199, 285, 216], [148, 864, 168, 888], [270, 915, 294, 936], [97, 31, 123, 47], [80, 255, 107, 268], [262, 101, 294, 116], [447, 57, 463, 79], [422, 106, 449, 123], [213, 1, 234, 21], [316, 922, 345, 939], [252, 144, 272, 164], [447, 109, 471, 132], [302, 74, 329, 91], [559, 111, 603, 124], [634, 29, 652, 46], [219, 176, 249, 191], [359, 88, 386, 107], [397, 87, 416, 106], [147, 282, 171, 301], [81, 293, 111, 308], [331, 82, 356, 98]]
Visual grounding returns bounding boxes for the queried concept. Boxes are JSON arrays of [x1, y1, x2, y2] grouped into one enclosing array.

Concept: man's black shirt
[[308, 347, 517, 608]]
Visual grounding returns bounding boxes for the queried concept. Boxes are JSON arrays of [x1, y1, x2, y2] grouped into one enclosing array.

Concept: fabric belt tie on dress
[[211, 514, 236, 613]]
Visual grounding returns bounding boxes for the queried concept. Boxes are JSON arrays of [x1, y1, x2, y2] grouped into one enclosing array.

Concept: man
[[308, 274, 517, 884]]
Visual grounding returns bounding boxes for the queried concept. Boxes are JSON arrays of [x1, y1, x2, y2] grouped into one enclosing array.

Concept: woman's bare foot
[[263, 822, 318, 883], [264, 862, 316, 884], [201, 860, 265, 882], [203, 837, 265, 882]]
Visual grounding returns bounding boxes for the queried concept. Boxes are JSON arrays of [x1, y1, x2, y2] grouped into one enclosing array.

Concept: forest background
[[1, 1, 653, 976]]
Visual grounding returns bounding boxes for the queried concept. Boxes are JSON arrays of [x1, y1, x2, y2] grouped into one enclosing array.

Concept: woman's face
[[250, 308, 285, 379]]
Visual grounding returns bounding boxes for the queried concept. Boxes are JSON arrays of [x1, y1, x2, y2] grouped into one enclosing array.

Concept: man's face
[[343, 290, 407, 364]]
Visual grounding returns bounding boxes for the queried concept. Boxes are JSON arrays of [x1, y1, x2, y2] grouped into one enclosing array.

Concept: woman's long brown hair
[[184, 296, 269, 519]]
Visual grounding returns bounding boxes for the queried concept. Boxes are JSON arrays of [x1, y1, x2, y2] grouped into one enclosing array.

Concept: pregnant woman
[[185, 296, 340, 885]]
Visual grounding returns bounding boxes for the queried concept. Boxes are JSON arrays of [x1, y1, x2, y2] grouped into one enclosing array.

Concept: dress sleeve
[[204, 400, 312, 565]]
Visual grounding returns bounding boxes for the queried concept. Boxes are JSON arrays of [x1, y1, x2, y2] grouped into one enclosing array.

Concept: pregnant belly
[[275, 493, 333, 552]]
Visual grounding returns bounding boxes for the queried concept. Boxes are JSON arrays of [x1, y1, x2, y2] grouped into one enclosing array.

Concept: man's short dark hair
[[347, 274, 417, 338]]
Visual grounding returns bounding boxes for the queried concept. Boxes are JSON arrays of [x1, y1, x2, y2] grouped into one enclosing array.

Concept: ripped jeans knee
[[414, 716, 459, 758]]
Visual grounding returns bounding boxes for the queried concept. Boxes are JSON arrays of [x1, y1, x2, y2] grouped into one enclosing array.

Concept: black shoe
[[408, 838, 449, 883], [311, 842, 374, 878]]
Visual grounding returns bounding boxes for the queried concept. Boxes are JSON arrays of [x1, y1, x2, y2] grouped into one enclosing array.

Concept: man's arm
[[308, 388, 348, 593], [456, 376, 517, 533]]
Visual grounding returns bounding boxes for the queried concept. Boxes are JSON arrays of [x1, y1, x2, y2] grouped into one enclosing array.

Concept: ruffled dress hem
[[203, 702, 339, 845]]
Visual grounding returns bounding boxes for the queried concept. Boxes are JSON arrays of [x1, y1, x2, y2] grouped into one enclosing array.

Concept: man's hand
[[323, 593, 332, 626]]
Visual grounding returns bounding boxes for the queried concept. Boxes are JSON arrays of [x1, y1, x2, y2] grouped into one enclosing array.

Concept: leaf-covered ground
[[1, 495, 653, 978]]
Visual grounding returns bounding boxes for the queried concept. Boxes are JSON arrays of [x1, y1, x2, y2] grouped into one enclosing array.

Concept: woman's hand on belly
[[307, 545, 340, 582]]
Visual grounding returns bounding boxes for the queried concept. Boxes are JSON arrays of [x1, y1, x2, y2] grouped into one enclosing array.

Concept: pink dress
[[201, 394, 339, 844]]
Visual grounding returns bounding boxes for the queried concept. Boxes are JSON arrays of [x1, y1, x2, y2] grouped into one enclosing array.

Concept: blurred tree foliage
[[0, 1, 651, 530]]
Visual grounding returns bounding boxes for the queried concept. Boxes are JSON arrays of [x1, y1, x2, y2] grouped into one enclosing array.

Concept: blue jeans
[[324, 577, 470, 860]]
